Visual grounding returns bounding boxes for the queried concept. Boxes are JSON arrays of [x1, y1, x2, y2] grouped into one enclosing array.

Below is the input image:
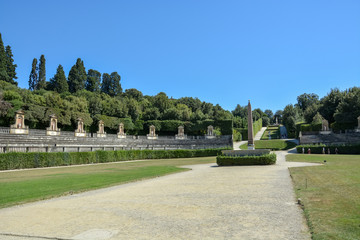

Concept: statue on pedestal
[[46, 114, 61, 136], [10, 110, 29, 135], [74, 118, 86, 137], [147, 125, 158, 139], [117, 122, 126, 139], [97, 120, 106, 138]]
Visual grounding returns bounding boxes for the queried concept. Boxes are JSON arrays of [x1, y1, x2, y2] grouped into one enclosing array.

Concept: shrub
[[0, 148, 228, 170], [216, 153, 276, 166]]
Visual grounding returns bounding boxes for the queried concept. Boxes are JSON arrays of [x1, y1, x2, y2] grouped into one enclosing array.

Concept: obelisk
[[247, 100, 255, 150]]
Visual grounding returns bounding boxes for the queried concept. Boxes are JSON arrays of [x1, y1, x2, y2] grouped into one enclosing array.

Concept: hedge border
[[0, 148, 228, 170], [216, 153, 276, 166]]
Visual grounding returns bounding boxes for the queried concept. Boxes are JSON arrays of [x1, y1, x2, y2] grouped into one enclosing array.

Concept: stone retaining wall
[[299, 132, 360, 144], [0, 127, 232, 153]]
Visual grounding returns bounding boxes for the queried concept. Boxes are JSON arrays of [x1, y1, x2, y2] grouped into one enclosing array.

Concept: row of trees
[[28, 56, 123, 97], [281, 88, 360, 136]]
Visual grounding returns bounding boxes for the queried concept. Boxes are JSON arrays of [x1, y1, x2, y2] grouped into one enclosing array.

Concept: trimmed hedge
[[0, 148, 227, 170], [216, 153, 276, 166], [296, 144, 360, 154], [233, 118, 262, 141]]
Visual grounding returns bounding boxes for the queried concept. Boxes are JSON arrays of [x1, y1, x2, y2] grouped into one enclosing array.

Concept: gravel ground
[[0, 151, 319, 240]]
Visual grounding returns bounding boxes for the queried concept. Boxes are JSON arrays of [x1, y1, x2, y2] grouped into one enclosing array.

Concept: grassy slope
[[287, 154, 360, 240], [261, 126, 280, 140], [0, 157, 215, 208], [240, 140, 297, 150]]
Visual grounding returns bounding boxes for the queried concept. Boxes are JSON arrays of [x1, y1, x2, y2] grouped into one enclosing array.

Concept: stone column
[[247, 100, 255, 150]]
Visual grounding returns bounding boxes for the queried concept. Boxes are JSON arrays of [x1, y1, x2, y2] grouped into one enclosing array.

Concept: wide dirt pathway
[[0, 152, 319, 240]]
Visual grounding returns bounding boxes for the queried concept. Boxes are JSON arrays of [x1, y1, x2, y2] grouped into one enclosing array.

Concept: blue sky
[[1, 0, 359, 112]]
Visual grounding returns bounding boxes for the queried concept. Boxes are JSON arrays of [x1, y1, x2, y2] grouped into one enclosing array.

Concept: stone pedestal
[[175, 126, 187, 140], [97, 120, 106, 138], [74, 118, 86, 137], [46, 114, 60, 136], [205, 125, 216, 139], [10, 110, 29, 135], [147, 125, 158, 140], [117, 123, 126, 139]]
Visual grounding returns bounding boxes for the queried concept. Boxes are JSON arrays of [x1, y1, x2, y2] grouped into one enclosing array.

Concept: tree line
[[280, 88, 360, 137], [0, 32, 359, 137]]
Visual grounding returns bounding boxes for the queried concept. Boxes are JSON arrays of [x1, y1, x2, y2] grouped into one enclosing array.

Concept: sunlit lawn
[[240, 139, 296, 150], [287, 154, 360, 240], [0, 157, 216, 208]]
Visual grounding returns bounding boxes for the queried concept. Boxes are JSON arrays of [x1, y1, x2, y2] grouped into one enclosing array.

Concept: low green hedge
[[216, 153, 276, 166], [296, 144, 360, 154], [0, 148, 227, 170]]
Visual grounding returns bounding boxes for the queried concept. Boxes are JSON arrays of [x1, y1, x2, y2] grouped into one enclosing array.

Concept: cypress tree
[[37, 54, 46, 89], [5, 46, 17, 85], [0, 33, 9, 82], [68, 58, 87, 93], [101, 73, 111, 95], [109, 72, 122, 96], [29, 58, 38, 90], [86, 69, 101, 92], [49, 64, 68, 93]]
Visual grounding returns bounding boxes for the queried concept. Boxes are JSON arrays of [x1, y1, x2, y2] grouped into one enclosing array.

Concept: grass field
[[0, 157, 216, 209], [240, 140, 297, 150], [261, 126, 280, 140], [287, 154, 360, 240]]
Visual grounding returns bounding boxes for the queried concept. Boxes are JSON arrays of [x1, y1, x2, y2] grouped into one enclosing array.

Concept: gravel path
[[0, 151, 319, 240]]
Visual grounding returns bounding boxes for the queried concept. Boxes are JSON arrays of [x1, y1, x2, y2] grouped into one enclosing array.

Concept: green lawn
[[240, 140, 297, 150], [261, 126, 280, 140], [0, 157, 215, 208], [287, 154, 360, 240]]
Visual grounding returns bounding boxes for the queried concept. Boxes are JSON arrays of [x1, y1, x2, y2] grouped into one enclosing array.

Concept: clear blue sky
[[1, 0, 359, 113]]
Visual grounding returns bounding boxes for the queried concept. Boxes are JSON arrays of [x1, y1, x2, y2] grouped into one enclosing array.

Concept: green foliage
[[0, 148, 226, 170], [37, 55, 46, 90], [5, 45, 17, 85], [0, 33, 16, 85], [253, 140, 297, 150], [28, 58, 38, 90], [296, 143, 360, 154], [86, 69, 101, 92], [216, 153, 276, 166], [101, 72, 122, 96], [49, 65, 68, 93], [296, 93, 319, 111], [299, 123, 322, 132], [333, 87, 360, 128], [233, 128, 242, 141], [68, 58, 87, 93]]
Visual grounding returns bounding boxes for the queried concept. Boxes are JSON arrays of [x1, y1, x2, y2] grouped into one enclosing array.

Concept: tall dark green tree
[[101, 72, 122, 97], [109, 72, 122, 96], [86, 69, 101, 92], [49, 65, 68, 93], [0, 33, 9, 83], [5, 46, 17, 85], [37, 55, 46, 89], [28, 58, 38, 91], [101, 73, 111, 95], [68, 58, 87, 93]]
